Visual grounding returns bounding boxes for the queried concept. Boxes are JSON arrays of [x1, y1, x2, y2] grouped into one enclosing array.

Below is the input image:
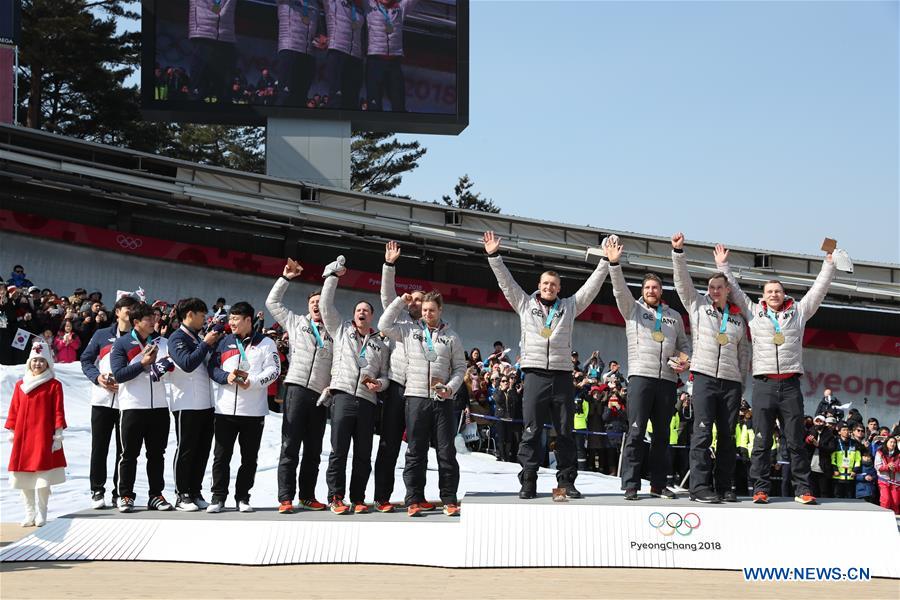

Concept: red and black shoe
[[442, 503, 461, 517], [794, 493, 817, 505], [752, 492, 769, 504], [298, 498, 326, 511], [329, 497, 350, 515], [375, 501, 395, 513], [353, 502, 369, 515], [419, 500, 437, 511], [407, 503, 424, 517], [278, 500, 295, 514]]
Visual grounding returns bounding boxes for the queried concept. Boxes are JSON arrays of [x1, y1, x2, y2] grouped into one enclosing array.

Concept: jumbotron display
[[141, 0, 468, 133]]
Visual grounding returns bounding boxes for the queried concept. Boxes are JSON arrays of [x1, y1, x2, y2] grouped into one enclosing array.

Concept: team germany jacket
[[378, 296, 466, 399]]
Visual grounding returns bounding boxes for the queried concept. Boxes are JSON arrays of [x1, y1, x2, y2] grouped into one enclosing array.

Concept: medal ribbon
[[356, 332, 371, 364], [376, 2, 392, 27], [235, 336, 250, 364], [719, 302, 731, 335], [350, 2, 358, 24], [420, 320, 436, 354], [309, 320, 325, 348], [654, 304, 663, 336], [301, 0, 309, 17], [765, 307, 783, 336], [130, 329, 146, 351], [542, 299, 560, 332]]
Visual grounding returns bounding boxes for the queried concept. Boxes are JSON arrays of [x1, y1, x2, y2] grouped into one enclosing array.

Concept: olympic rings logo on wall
[[648, 512, 701, 536], [116, 235, 143, 250]]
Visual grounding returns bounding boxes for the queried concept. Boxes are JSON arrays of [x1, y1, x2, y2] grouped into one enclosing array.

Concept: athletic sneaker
[[118, 497, 135, 513], [721, 490, 739, 503], [298, 498, 326, 511], [111, 495, 119, 509], [752, 492, 769, 504], [650, 487, 677, 500], [175, 494, 199, 512], [206, 500, 225, 514], [278, 500, 295, 514], [91, 491, 105, 510], [237, 500, 255, 513], [193, 495, 210, 510], [407, 503, 424, 517], [353, 503, 369, 515], [442, 504, 461, 517], [329, 497, 350, 515], [147, 495, 174, 511], [794, 493, 817, 505], [375, 501, 394, 513], [624, 489, 639, 501], [690, 489, 721, 504], [419, 500, 437, 511]]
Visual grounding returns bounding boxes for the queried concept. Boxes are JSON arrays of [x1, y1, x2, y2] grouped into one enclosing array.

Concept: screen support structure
[[266, 118, 352, 189]]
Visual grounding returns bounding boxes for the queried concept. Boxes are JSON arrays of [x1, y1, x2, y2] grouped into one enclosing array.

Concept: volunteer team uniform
[[373, 261, 409, 507], [208, 331, 281, 509], [110, 333, 172, 511], [671, 249, 750, 501], [81, 324, 127, 506], [379, 296, 466, 510], [266, 277, 334, 507], [719, 257, 835, 502], [167, 324, 216, 510], [486, 250, 609, 496], [320, 274, 389, 508], [609, 262, 691, 497]]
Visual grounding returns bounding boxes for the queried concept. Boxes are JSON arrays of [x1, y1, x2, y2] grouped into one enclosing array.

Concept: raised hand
[[671, 232, 685, 250], [825, 252, 833, 264], [483, 231, 502, 254], [713, 244, 729, 265], [283, 257, 303, 279], [605, 239, 624, 263], [385, 241, 401, 264], [401, 293, 414, 305]]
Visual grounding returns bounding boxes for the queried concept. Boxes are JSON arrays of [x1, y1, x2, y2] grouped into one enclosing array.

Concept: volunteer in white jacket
[[110, 302, 174, 513], [320, 257, 389, 515], [483, 230, 609, 500], [266, 258, 335, 514], [80, 294, 138, 509], [670, 233, 750, 504], [715, 243, 836, 505], [379, 290, 465, 517], [606, 240, 691, 501], [167, 297, 223, 512], [206, 302, 281, 513]]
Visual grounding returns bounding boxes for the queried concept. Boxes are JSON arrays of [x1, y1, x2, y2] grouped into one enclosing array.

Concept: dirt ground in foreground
[[1, 524, 897, 599]]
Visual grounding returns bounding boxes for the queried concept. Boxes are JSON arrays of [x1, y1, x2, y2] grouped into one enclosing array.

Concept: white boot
[[20, 490, 36, 527], [35, 487, 50, 527]]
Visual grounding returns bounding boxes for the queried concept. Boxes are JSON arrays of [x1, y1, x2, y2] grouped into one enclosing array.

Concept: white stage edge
[[2, 494, 898, 578]]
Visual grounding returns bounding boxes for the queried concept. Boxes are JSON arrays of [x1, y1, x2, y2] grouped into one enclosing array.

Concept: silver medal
[[356, 354, 368, 368], [424, 349, 438, 362]]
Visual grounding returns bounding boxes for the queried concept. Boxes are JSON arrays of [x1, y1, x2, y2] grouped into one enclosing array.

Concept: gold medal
[[540, 327, 552, 339], [773, 332, 785, 345], [651, 330, 665, 343], [716, 332, 729, 345]]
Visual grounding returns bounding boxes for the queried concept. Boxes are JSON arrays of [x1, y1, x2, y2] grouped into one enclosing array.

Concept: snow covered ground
[[1, 364, 626, 523]]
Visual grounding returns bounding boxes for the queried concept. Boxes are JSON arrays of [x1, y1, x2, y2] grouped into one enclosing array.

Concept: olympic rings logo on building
[[116, 235, 143, 250], [648, 512, 701, 536]]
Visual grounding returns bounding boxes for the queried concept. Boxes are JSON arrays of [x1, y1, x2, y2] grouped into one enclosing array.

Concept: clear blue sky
[[395, 0, 900, 264]]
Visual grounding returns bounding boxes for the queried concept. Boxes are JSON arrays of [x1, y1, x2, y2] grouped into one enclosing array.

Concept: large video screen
[[141, 0, 467, 134]]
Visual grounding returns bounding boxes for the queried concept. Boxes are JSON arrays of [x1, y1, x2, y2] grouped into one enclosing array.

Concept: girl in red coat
[[875, 436, 900, 515], [5, 340, 67, 527]]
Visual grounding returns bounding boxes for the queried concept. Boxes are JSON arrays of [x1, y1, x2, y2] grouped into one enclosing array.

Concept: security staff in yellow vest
[[573, 396, 590, 471], [831, 422, 862, 499]]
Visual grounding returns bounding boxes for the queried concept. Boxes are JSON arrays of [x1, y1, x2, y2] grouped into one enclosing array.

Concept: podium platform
[[2, 493, 898, 577]]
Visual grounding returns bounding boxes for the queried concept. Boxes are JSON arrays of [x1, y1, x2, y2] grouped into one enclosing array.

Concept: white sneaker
[[206, 501, 224, 514], [175, 494, 199, 512], [193, 495, 210, 510], [20, 514, 35, 527], [35, 511, 47, 527], [90, 491, 105, 510], [237, 500, 254, 513]]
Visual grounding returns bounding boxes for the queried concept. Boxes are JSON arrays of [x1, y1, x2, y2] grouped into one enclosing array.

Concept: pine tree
[[351, 132, 427, 195], [441, 174, 500, 213], [159, 124, 265, 173]]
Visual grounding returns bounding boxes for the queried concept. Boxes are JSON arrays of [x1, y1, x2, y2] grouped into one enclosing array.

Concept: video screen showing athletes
[[148, 0, 458, 115]]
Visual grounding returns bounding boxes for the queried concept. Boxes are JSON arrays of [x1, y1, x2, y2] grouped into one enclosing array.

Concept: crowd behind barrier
[[3, 255, 899, 527]]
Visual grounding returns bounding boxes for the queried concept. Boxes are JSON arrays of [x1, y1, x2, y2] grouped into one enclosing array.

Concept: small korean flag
[[11, 328, 32, 350]]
